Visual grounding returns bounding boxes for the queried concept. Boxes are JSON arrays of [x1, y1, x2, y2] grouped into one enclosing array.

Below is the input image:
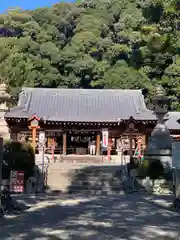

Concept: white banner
[[102, 129, 108, 147], [39, 131, 45, 144]]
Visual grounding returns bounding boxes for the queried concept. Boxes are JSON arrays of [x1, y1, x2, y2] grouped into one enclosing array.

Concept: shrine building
[[5, 87, 180, 156]]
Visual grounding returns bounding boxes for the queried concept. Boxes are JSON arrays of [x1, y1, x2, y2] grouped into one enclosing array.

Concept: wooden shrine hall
[[5, 87, 161, 157]]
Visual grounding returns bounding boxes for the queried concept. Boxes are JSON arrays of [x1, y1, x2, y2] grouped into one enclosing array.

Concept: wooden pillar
[[11, 132, 18, 141], [63, 132, 67, 155], [17, 133, 21, 141], [127, 119, 135, 158], [145, 133, 149, 145], [96, 133, 101, 155], [32, 128, 37, 150], [141, 135, 146, 146], [129, 131, 133, 158]]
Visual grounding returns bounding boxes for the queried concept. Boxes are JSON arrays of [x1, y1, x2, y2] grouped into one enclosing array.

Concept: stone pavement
[[0, 193, 180, 240]]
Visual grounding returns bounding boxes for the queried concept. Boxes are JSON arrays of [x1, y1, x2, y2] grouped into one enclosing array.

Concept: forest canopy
[[0, 0, 179, 108]]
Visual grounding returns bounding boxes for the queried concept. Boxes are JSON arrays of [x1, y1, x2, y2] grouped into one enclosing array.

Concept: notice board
[[10, 171, 25, 193]]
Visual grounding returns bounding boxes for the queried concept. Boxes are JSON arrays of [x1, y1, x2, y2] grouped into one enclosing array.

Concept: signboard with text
[[10, 171, 24, 193], [39, 131, 45, 144]]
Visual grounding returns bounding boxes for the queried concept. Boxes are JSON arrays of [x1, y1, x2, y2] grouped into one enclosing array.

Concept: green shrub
[[138, 160, 149, 177], [138, 159, 164, 180], [148, 160, 164, 180], [138, 158, 165, 180], [3, 141, 35, 181]]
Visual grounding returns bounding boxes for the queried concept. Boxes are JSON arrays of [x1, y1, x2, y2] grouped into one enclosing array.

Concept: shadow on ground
[[67, 165, 126, 194], [1, 192, 180, 240]]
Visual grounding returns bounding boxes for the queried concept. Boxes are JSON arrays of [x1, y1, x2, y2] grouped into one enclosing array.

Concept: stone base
[[174, 169, 180, 198], [46, 162, 126, 194], [137, 177, 172, 195]]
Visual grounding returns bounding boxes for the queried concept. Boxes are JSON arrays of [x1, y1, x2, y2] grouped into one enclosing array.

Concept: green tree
[[0, 0, 178, 107]]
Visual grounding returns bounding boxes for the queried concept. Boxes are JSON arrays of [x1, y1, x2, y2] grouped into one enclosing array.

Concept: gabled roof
[[165, 112, 180, 130], [6, 87, 156, 122]]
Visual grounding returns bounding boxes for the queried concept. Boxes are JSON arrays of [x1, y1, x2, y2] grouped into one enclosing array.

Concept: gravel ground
[[0, 193, 180, 240]]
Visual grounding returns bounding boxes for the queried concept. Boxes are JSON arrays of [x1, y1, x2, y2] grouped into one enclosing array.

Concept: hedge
[[138, 159, 164, 180], [2, 141, 35, 181]]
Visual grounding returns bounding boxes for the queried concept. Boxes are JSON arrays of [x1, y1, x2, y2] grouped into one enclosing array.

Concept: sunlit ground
[[1, 193, 180, 240]]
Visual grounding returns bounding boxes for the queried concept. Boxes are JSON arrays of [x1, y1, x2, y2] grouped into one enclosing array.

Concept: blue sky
[[0, 0, 69, 13]]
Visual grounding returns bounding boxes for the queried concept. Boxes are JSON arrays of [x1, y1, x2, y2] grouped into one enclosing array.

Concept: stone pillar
[[96, 133, 100, 155], [63, 132, 67, 155], [175, 169, 180, 198]]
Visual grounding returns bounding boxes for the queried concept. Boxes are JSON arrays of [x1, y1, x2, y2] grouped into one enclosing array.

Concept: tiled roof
[[165, 112, 180, 130], [6, 87, 156, 122]]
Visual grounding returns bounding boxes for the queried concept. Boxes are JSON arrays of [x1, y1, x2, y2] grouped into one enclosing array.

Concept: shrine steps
[[59, 155, 106, 164], [37, 154, 122, 165], [46, 162, 127, 195]]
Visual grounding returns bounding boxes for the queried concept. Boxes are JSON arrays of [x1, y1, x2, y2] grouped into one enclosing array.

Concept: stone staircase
[[59, 155, 106, 164], [36, 154, 123, 165], [47, 162, 128, 195]]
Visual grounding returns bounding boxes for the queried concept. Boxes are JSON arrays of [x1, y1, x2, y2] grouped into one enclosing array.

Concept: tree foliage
[[0, 0, 179, 107], [3, 141, 35, 180]]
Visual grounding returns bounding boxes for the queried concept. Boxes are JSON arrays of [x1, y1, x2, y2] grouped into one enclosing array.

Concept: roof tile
[[6, 88, 156, 122], [165, 112, 180, 130]]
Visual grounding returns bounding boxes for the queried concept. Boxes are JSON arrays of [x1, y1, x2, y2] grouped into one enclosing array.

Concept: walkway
[[0, 193, 180, 240]]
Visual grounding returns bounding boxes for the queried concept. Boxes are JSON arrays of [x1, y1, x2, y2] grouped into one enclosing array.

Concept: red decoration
[[52, 138, 55, 162], [28, 114, 40, 122], [137, 137, 143, 158]]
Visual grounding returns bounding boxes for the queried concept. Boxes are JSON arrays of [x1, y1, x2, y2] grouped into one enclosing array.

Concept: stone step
[[67, 178, 123, 185], [48, 162, 122, 170], [47, 169, 123, 179], [59, 155, 106, 164], [47, 162, 127, 193], [67, 189, 125, 195], [36, 154, 110, 165]]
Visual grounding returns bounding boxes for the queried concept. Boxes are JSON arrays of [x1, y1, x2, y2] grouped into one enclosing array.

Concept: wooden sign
[[28, 115, 40, 150], [10, 171, 24, 193], [30, 119, 39, 128], [39, 131, 45, 144]]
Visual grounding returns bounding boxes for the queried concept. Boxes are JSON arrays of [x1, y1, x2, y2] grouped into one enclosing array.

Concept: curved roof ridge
[[22, 87, 142, 92], [6, 87, 156, 122]]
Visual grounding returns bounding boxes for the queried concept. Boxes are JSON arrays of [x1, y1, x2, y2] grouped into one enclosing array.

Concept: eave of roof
[[165, 112, 180, 130], [6, 88, 157, 122]]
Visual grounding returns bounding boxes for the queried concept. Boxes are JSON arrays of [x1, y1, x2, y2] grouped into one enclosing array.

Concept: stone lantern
[[144, 85, 172, 172], [0, 83, 11, 216]]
